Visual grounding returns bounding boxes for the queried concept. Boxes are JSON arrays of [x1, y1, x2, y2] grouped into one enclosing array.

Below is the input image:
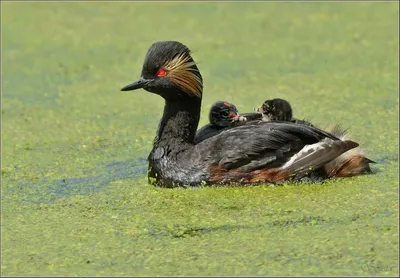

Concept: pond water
[[2, 2, 398, 276]]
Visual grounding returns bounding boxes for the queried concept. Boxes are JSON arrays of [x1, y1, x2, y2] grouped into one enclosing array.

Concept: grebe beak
[[121, 77, 152, 91]]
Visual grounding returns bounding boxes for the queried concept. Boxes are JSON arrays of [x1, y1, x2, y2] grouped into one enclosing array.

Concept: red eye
[[157, 68, 167, 77]]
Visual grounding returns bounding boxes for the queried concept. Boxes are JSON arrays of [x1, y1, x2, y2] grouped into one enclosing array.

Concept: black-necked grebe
[[120, 41, 367, 188]]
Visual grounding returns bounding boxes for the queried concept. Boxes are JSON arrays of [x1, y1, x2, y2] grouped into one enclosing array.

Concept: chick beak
[[254, 107, 264, 113], [230, 113, 246, 122], [120, 77, 152, 91]]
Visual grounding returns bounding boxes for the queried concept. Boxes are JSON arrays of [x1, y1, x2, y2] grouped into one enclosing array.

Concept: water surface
[[2, 2, 398, 276]]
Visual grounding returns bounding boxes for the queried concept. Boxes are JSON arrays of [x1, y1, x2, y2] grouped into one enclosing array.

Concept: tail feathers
[[323, 123, 376, 177], [282, 139, 359, 175], [328, 122, 351, 139], [325, 154, 376, 177], [364, 158, 376, 164]]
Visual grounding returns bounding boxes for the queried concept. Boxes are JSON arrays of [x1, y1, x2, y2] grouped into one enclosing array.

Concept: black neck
[[154, 96, 202, 147]]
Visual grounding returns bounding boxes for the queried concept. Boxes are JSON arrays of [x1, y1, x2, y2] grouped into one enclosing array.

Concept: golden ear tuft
[[163, 53, 202, 97]]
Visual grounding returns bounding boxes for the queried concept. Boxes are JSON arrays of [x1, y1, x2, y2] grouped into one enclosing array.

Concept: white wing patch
[[281, 139, 333, 169], [280, 138, 358, 173]]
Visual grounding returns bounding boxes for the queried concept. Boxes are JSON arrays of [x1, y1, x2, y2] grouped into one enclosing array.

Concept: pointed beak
[[254, 107, 264, 113], [241, 112, 263, 121], [230, 113, 246, 122], [120, 78, 152, 91]]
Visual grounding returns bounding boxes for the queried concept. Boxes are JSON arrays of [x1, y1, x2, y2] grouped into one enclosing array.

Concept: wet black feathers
[[261, 98, 314, 127], [195, 101, 240, 144], [198, 121, 342, 172], [262, 98, 293, 121], [142, 41, 192, 78]]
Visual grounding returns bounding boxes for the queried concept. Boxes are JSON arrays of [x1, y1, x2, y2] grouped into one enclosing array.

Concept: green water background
[[2, 2, 399, 276]]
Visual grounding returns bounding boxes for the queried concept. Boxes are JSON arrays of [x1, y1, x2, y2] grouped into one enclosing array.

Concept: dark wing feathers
[[194, 124, 225, 144], [198, 121, 340, 172], [292, 118, 315, 127]]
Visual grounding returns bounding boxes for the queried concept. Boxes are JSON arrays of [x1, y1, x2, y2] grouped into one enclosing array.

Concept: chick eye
[[222, 110, 230, 116], [157, 68, 167, 77]]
